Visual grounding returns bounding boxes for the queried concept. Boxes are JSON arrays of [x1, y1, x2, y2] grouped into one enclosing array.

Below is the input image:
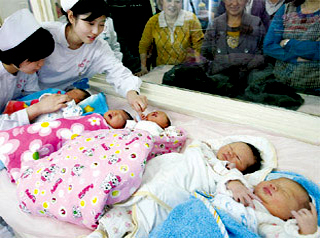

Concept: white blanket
[[0, 95, 319, 238], [107, 134, 276, 237]]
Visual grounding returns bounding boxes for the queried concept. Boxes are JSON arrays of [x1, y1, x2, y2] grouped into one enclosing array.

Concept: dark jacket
[[217, 0, 270, 30], [201, 12, 266, 75]]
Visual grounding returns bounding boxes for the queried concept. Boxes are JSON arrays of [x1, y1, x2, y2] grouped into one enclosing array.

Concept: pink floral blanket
[[0, 113, 187, 229], [0, 114, 111, 183], [0, 114, 187, 183], [16, 128, 154, 229]]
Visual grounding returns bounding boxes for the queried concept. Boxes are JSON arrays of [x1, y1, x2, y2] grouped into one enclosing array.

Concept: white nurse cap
[[61, 0, 80, 12], [0, 9, 40, 51]]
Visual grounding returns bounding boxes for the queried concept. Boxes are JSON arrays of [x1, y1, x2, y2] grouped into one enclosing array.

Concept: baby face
[[103, 110, 130, 129], [146, 111, 169, 129], [66, 89, 87, 104], [216, 142, 255, 172], [254, 178, 310, 220]]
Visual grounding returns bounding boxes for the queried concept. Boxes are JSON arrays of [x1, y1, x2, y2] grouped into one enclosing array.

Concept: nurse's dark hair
[[63, 0, 110, 22], [0, 27, 54, 67]]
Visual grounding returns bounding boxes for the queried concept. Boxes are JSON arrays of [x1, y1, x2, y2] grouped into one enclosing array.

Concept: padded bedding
[[0, 94, 319, 238], [17, 128, 154, 230], [0, 114, 111, 183]]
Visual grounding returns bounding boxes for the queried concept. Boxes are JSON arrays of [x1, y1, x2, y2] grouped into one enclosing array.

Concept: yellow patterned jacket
[[139, 10, 204, 66]]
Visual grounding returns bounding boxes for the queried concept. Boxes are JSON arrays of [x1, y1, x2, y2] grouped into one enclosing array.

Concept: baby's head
[[103, 109, 133, 129], [216, 142, 262, 174], [66, 88, 91, 104], [254, 177, 312, 220], [145, 111, 171, 129]]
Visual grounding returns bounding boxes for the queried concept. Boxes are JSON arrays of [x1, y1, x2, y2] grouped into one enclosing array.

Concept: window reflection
[[108, 0, 318, 110], [14, 0, 320, 111]]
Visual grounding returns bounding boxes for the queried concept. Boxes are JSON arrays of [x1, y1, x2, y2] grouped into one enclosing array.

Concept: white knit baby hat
[[0, 9, 40, 51], [60, 0, 80, 12]]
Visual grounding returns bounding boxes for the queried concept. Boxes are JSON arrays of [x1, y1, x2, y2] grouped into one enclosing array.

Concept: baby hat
[[0, 9, 40, 51], [266, 171, 320, 226], [204, 135, 277, 186], [60, 0, 80, 12]]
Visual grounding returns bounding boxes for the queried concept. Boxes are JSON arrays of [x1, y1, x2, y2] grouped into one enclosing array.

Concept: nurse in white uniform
[[0, 9, 72, 130], [37, 0, 148, 116]]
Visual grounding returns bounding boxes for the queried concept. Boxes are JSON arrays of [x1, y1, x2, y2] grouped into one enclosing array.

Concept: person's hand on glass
[[297, 57, 310, 62], [135, 66, 149, 77], [280, 39, 292, 48]]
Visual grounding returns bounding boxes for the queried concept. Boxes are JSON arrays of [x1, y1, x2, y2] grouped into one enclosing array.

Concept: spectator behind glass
[[263, 0, 320, 95], [216, 0, 270, 30], [201, 0, 266, 95], [0, 9, 72, 131], [265, 0, 285, 19], [135, 0, 204, 76]]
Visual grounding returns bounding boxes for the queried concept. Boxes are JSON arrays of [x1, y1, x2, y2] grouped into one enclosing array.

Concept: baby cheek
[[234, 162, 244, 171]]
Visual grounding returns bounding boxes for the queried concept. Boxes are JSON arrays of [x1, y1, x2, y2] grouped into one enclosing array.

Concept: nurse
[[0, 9, 72, 130], [36, 0, 148, 115]]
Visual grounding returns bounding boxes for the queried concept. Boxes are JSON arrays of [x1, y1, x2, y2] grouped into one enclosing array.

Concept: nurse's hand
[[27, 94, 72, 121], [126, 90, 148, 117]]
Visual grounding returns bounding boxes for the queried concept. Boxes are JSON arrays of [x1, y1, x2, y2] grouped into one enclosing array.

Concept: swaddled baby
[[150, 171, 320, 237], [126, 110, 172, 136], [16, 128, 154, 229], [86, 135, 277, 238]]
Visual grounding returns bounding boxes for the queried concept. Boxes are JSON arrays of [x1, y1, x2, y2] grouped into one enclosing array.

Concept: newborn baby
[[103, 109, 133, 129], [126, 110, 172, 136]]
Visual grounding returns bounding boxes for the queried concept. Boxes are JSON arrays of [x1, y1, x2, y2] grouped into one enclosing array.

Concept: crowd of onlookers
[[136, 0, 319, 96]]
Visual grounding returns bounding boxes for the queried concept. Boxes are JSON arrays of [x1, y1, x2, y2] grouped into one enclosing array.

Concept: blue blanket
[[18, 89, 109, 116], [150, 192, 260, 238], [18, 88, 64, 105], [78, 92, 108, 116]]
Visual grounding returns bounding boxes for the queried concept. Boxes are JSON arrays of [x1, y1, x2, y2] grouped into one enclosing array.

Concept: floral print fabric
[[0, 114, 110, 183], [16, 128, 154, 229]]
